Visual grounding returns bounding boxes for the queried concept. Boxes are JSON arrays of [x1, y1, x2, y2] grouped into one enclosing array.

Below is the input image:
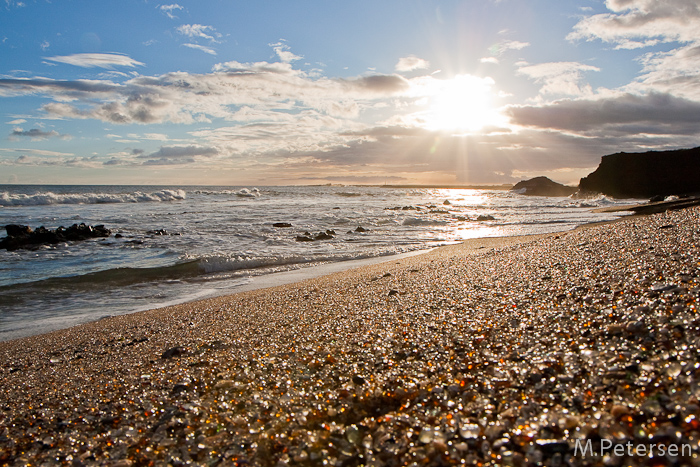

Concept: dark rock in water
[[1, 223, 111, 251], [296, 231, 335, 242], [5, 224, 32, 237], [649, 195, 665, 203], [147, 229, 168, 235], [512, 177, 576, 197], [355, 226, 369, 232], [443, 200, 451, 205], [273, 222, 293, 228], [476, 215, 495, 221], [578, 147, 700, 198], [313, 231, 334, 241]]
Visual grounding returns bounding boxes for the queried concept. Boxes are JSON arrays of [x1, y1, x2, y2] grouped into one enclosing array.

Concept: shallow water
[[0, 185, 638, 340]]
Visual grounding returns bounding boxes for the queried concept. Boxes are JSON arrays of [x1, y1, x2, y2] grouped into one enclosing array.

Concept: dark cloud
[[140, 145, 219, 160], [507, 92, 700, 135], [340, 75, 410, 95], [141, 157, 196, 166], [298, 175, 407, 183], [0, 78, 120, 97], [11, 128, 60, 139]]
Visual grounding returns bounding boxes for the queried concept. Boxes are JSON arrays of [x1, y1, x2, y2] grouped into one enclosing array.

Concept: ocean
[[0, 185, 638, 341]]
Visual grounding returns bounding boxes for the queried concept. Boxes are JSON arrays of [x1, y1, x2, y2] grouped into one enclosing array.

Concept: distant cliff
[[511, 176, 577, 197], [579, 147, 700, 198]]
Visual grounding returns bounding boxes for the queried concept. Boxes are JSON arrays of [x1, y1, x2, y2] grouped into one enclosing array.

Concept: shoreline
[[2, 207, 698, 465], [0, 234, 551, 344]]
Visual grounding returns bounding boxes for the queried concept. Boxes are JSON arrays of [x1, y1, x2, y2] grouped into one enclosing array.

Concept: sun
[[421, 75, 504, 133]]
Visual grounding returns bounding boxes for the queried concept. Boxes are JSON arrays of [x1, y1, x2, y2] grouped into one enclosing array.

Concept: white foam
[[0, 189, 186, 207]]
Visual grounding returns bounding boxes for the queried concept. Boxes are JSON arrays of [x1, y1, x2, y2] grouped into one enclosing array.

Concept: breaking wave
[[0, 190, 187, 207]]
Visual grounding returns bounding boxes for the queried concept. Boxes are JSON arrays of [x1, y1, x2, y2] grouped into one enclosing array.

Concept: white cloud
[[7, 118, 26, 124], [0, 147, 74, 157], [568, 0, 700, 99], [613, 39, 660, 50], [183, 43, 217, 55], [395, 56, 430, 72], [43, 53, 145, 69], [568, 0, 700, 45], [176, 24, 221, 43], [517, 62, 600, 96], [0, 49, 410, 128], [40, 41, 49, 51], [143, 133, 169, 141], [626, 43, 700, 99], [488, 39, 530, 56], [480, 57, 500, 64], [159, 4, 183, 19], [270, 41, 302, 63]]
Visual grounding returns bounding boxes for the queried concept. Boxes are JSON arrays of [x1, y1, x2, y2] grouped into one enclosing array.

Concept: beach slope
[[1, 209, 699, 465]]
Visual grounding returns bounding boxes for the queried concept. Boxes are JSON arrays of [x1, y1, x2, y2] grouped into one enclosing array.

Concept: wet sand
[[1, 208, 699, 466]]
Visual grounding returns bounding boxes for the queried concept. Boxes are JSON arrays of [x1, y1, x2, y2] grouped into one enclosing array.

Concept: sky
[[1, 0, 700, 186]]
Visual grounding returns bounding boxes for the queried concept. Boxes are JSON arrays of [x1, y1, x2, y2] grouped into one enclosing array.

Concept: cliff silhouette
[[579, 147, 700, 198]]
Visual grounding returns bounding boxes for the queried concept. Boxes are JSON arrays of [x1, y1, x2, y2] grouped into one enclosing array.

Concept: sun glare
[[421, 75, 504, 133]]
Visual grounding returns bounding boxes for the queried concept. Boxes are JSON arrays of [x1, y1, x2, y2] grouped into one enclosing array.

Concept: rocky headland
[[578, 147, 700, 198], [511, 177, 577, 197]]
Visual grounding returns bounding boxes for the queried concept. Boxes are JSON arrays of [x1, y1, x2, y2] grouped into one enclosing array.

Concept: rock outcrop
[[578, 147, 700, 198], [511, 176, 577, 197], [0, 223, 111, 251]]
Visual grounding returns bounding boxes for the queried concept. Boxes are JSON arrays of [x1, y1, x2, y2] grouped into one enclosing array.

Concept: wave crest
[[0, 189, 186, 207]]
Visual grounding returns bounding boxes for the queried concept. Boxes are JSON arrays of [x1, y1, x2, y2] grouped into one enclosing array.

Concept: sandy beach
[[1, 207, 699, 466]]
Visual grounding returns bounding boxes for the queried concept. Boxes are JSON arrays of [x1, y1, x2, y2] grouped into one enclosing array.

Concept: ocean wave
[[0, 250, 403, 292], [192, 188, 260, 197], [572, 195, 617, 208], [0, 189, 186, 207]]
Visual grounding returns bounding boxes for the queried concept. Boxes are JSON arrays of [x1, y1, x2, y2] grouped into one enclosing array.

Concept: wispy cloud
[[488, 39, 530, 56], [480, 39, 530, 66], [183, 43, 216, 55], [395, 55, 430, 72], [43, 53, 144, 69], [10, 127, 70, 140], [176, 24, 221, 43], [517, 61, 600, 96], [0, 147, 73, 157], [40, 41, 49, 51], [158, 3, 183, 19]]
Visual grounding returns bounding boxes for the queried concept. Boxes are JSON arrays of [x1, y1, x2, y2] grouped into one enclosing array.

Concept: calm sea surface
[[0, 185, 638, 341]]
